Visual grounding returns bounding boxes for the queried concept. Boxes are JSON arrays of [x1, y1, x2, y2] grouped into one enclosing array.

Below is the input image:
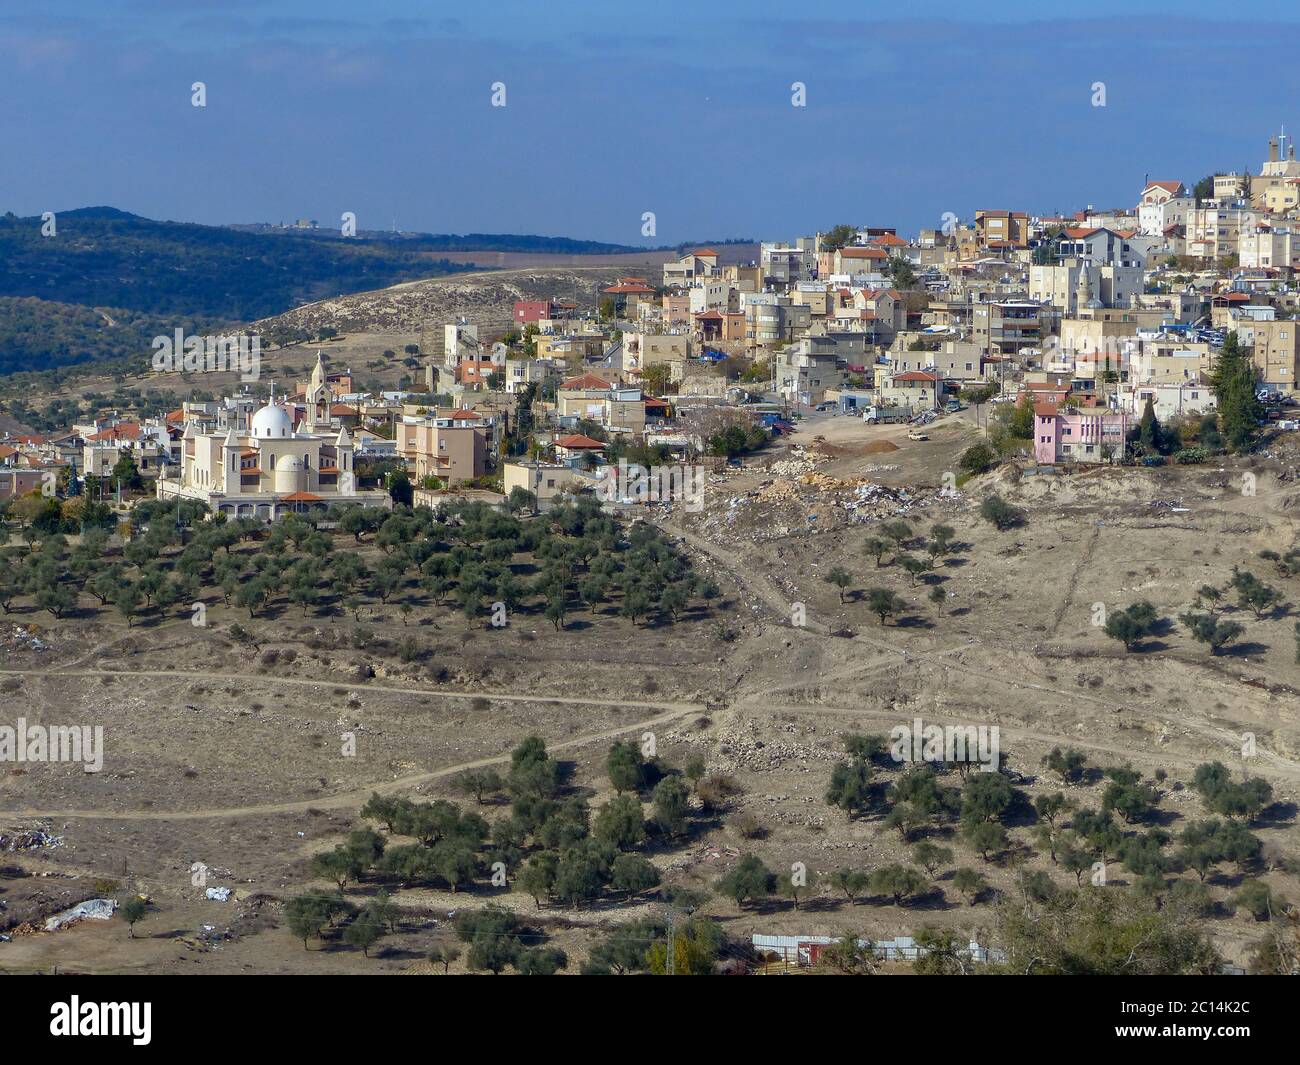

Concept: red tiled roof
[[870, 233, 909, 247], [281, 491, 323, 502], [87, 424, 144, 442], [554, 434, 606, 450], [893, 371, 939, 383], [559, 373, 612, 391], [691, 248, 719, 257], [1144, 180, 1184, 195], [840, 247, 887, 259]]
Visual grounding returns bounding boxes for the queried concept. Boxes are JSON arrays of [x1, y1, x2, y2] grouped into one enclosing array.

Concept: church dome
[[251, 401, 293, 439]]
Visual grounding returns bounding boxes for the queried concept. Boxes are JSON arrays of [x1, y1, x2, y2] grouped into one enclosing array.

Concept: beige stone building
[[398, 411, 491, 486], [503, 460, 583, 509], [1249, 318, 1300, 394]]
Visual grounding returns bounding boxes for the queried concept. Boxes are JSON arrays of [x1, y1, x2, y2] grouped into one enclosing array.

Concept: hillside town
[[4, 136, 1300, 994], [6, 137, 1300, 511]]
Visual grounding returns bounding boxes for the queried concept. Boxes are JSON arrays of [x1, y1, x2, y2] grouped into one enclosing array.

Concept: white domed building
[[157, 389, 390, 521]]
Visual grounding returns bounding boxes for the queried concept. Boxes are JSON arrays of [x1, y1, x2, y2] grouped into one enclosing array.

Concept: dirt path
[[4, 649, 1300, 824], [0, 665, 698, 714], [660, 506, 1300, 778], [0, 694, 699, 822], [1048, 524, 1100, 637]]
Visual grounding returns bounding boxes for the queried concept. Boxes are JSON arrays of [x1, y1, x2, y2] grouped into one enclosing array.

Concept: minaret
[[1075, 267, 1093, 314]]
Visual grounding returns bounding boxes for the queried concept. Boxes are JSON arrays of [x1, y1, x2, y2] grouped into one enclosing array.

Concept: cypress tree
[[1209, 331, 1261, 452]]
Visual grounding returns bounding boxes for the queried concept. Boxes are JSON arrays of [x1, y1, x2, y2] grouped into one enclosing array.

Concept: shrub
[[959, 443, 996, 475], [979, 494, 1024, 530]]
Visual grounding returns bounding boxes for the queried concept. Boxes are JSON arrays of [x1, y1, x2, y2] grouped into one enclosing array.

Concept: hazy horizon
[[6, 1, 1300, 244]]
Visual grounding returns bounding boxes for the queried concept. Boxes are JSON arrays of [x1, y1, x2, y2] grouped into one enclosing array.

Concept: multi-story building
[[972, 301, 1043, 357], [772, 341, 840, 406], [1029, 260, 1143, 316], [974, 210, 1029, 250], [1138, 181, 1191, 237], [556, 374, 647, 435], [662, 249, 720, 287], [1239, 225, 1300, 272], [1249, 318, 1300, 394], [1034, 403, 1129, 464], [1185, 204, 1263, 261], [398, 409, 492, 486]]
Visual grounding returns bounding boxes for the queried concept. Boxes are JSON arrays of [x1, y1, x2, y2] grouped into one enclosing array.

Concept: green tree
[[651, 776, 691, 838], [343, 910, 385, 956], [951, 866, 986, 903], [716, 854, 774, 909], [1209, 331, 1262, 452], [122, 897, 148, 939], [865, 587, 905, 625], [867, 864, 928, 906], [824, 565, 852, 603]]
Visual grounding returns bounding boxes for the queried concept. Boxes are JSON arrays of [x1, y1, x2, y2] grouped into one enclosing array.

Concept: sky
[[5, 0, 1300, 245]]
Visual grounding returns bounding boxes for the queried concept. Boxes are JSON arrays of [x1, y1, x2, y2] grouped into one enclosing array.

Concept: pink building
[[1034, 403, 1129, 464], [513, 300, 553, 324]]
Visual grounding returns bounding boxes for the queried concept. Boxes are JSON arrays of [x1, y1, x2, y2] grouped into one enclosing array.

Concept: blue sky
[[5, 1, 1300, 244]]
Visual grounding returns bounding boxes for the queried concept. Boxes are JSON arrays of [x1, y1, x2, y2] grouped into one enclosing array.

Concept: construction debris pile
[[1, 625, 48, 653], [0, 828, 63, 852], [696, 472, 962, 543]]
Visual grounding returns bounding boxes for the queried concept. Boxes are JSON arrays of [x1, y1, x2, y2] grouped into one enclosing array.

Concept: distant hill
[[0, 207, 475, 377], [0, 207, 753, 379], [0, 207, 476, 322], [0, 295, 217, 378], [228, 223, 652, 255]]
